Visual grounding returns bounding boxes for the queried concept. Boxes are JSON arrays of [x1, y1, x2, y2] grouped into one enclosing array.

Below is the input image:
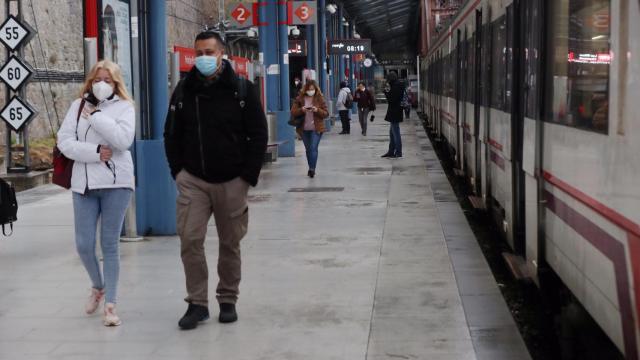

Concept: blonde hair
[[80, 60, 132, 102]]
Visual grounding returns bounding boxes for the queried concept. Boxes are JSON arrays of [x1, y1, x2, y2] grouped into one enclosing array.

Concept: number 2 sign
[[228, 2, 254, 29]]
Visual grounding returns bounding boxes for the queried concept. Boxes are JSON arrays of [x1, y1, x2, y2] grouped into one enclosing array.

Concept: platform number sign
[[0, 96, 36, 132], [0, 55, 33, 91], [291, 1, 317, 25], [0, 15, 33, 51], [228, 2, 254, 29]]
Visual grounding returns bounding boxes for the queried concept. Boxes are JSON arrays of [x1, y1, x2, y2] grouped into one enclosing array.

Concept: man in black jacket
[[164, 31, 268, 330], [381, 71, 404, 158]]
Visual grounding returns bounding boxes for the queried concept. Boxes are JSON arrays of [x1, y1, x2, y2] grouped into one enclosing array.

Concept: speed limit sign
[[0, 96, 36, 132], [0, 55, 33, 91], [0, 15, 33, 51]]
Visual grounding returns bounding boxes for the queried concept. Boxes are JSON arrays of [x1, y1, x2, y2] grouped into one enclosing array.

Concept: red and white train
[[419, 0, 640, 357]]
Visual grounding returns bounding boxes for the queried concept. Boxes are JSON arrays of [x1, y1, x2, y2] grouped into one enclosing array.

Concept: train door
[[508, 0, 526, 255], [438, 50, 443, 140], [455, 29, 463, 170], [462, 28, 471, 179], [474, 9, 482, 195]]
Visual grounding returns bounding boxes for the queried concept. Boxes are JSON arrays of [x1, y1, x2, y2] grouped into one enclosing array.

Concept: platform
[[0, 105, 530, 360]]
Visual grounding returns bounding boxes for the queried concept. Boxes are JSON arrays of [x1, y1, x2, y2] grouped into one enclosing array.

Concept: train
[[418, 0, 640, 357]]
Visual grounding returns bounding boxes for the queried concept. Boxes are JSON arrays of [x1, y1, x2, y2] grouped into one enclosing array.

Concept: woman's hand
[[81, 103, 96, 119], [100, 145, 113, 161], [311, 106, 318, 113]]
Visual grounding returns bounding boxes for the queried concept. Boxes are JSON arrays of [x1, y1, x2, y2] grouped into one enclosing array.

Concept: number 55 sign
[[0, 15, 34, 51]]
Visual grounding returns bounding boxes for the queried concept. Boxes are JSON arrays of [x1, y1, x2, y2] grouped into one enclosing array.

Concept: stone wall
[[167, 0, 219, 49], [0, 0, 85, 146], [0, 0, 221, 151]]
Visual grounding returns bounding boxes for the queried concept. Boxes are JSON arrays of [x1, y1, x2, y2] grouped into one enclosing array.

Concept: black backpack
[[343, 90, 354, 108], [0, 178, 17, 236]]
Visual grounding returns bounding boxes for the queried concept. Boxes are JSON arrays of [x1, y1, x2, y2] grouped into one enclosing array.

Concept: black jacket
[[164, 60, 268, 186], [384, 80, 404, 123]]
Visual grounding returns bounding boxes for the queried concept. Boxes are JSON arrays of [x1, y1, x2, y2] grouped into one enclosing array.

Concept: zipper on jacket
[[195, 96, 206, 175], [84, 126, 91, 192]]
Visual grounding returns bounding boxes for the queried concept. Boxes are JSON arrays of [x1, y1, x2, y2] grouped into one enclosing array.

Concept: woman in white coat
[[57, 60, 135, 326]]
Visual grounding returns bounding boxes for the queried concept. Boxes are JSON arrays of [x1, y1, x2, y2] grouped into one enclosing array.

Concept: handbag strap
[[75, 99, 86, 141]]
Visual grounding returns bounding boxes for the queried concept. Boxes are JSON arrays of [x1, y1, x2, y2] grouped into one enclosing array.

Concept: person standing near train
[[381, 71, 404, 158]]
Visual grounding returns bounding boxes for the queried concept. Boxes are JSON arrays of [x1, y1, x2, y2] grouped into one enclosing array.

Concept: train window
[[467, 36, 475, 104], [524, 0, 541, 119], [481, 23, 491, 108], [491, 16, 507, 111], [449, 51, 455, 98], [505, 7, 514, 111], [546, 0, 610, 133]]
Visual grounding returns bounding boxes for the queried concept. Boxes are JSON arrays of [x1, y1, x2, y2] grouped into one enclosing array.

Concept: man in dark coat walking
[[381, 71, 404, 158], [164, 31, 268, 330]]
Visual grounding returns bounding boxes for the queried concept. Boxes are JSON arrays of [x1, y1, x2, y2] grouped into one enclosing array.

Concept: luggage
[[0, 178, 17, 236]]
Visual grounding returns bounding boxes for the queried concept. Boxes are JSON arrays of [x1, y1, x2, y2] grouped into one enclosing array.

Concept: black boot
[[381, 153, 393, 158], [219, 303, 238, 323], [178, 303, 209, 330], [308, 170, 315, 178]]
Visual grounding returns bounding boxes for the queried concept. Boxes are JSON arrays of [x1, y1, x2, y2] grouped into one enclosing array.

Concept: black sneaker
[[219, 303, 238, 323], [308, 170, 315, 178], [381, 153, 393, 158], [178, 303, 209, 330]]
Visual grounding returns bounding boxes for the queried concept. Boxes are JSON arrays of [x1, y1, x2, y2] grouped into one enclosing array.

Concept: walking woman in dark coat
[[381, 72, 404, 158], [354, 82, 376, 136]]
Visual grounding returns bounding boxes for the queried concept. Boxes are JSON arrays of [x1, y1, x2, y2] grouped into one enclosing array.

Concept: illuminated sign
[[568, 52, 611, 65], [327, 39, 371, 55], [288, 40, 307, 56]]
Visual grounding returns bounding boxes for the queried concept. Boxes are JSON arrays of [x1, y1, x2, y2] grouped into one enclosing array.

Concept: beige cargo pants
[[175, 170, 249, 306]]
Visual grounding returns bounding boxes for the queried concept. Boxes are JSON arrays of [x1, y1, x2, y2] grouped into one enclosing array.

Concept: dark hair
[[195, 31, 226, 48], [340, 81, 348, 88], [358, 81, 366, 87], [386, 71, 398, 82], [301, 80, 322, 97]]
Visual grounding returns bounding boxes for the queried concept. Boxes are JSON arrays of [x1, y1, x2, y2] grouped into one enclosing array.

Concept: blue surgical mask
[[195, 55, 218, 77]]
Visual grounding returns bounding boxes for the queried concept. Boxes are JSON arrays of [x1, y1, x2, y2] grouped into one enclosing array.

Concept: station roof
[[342, 0, 421, 59]]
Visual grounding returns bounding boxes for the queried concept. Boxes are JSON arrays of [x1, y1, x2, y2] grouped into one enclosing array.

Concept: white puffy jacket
[[336, 87, 351, 111], [57, 96, 135, 194]]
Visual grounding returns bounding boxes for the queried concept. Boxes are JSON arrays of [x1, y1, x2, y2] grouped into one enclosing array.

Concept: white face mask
[[92, 81, 114, 101], [306, 90, 316, 97]]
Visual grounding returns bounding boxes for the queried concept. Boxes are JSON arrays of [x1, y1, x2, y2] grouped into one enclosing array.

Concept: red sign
[[294, 3, 314, 23], [231, 3, 252, 26], [231, 56, 250, 79], [174, 46, 196, 72]]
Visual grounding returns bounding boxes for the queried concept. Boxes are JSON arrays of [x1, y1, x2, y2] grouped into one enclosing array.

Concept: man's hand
[[100, 145, 113, 161]]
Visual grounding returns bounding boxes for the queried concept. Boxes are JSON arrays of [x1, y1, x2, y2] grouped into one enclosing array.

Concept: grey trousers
[[358, 108, 370, 135], [176, 170, 250, 306]]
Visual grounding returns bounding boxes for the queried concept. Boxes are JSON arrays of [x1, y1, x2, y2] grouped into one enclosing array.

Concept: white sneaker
[[85, 288, 104, 315], [103, 303, 122, 326]]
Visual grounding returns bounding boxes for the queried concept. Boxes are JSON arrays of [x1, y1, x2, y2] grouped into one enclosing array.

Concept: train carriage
[[420, 0, 640, 357]]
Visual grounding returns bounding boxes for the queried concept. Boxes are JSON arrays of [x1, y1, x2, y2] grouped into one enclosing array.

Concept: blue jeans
[[301, 130, 322, 171], [73, 188, 132, 304], [388, 122, 402, 156]]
